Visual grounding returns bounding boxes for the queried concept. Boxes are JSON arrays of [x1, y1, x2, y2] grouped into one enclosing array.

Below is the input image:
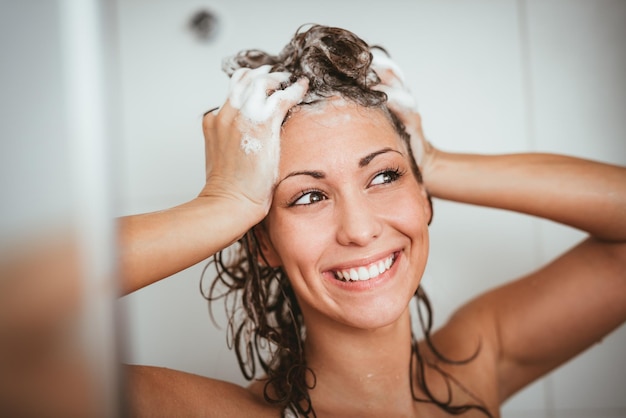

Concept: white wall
[[116, 1, 626, 417]]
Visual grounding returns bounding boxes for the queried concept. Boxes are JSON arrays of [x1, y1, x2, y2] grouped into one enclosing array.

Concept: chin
[[334, 295, 413, 332]]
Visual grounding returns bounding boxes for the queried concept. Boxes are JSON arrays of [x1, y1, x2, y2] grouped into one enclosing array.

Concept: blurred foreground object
[[0, 1, 121, 417]]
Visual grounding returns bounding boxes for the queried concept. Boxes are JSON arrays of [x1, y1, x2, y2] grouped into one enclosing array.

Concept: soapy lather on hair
[[226, 65, 306, 157]]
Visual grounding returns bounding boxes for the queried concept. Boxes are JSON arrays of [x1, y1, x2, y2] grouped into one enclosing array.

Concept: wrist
[[196, 186, 269, 228], [200, 172, 274, 217], [420, 145, 454, 198]]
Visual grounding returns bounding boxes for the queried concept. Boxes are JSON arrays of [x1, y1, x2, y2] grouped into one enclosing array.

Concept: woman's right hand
[[118, 67, 308, 294], [200, 65, 309, 220]]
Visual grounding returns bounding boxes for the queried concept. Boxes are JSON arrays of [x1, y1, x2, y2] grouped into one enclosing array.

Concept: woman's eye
[[291, 191, 326, 206], [370, 169, 402, 186]]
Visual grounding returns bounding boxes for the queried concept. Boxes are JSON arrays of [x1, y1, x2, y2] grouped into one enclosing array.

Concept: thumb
[[267, 77, 309, 129]]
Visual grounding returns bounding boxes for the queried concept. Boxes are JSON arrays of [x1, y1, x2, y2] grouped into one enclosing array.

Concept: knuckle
[[202, 113, 216, 130], [231, 67, 250, 82]]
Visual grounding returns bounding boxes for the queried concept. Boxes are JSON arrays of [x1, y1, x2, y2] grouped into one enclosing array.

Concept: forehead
[[280, 99, 404, 166]]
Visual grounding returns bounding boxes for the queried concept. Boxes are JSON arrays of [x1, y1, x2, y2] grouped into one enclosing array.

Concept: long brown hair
[[202, 24, 491, 417]]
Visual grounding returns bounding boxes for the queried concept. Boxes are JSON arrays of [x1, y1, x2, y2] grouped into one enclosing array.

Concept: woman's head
[[204, 24, 432, 415], [259, 97, 431, 332]]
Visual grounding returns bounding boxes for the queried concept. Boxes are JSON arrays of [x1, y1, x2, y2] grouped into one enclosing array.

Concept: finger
[[202, 107, 218, 131], [230, 67, 250, 85], [371, 49, 406, 86], [246, 73, 285, 104], [264, 78, 308, 136], [203, 106, 220, 117], [375, 83, 418, 112], [239, 74, 305, 123], [267, 77, 309, 116], [231, 64, 272, 85], [373, 66, 403, 89], [228, 65, 273, 109], [229, 69, 292, 118], [265, 71, 293, 88], [239, 78, 308, 158], [228, 68, 252, 108], [246, 71, 293, 105]]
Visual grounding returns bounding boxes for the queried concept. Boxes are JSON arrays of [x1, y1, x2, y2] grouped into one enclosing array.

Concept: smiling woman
[[118, 24, 626, 418], [221, 98, 436, 414]]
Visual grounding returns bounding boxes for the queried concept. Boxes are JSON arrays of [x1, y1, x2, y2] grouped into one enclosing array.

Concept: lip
[[323, 250, 402, 290]]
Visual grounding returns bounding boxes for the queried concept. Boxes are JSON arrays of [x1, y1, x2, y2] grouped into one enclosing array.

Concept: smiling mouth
[[332, 253, 397, 282]]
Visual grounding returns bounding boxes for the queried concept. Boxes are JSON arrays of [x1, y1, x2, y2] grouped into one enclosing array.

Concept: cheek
[[266, 213, 331, 270], [375, 184, 430, 230]]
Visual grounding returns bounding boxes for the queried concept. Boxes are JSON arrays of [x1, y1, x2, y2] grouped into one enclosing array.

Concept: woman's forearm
[[117, 196, 262, 295], [424, 151, 626, 241], [117, 69, 308, 296]]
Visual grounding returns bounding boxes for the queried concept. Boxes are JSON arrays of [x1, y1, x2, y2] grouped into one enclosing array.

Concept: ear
[[253, 224, 282, 267]]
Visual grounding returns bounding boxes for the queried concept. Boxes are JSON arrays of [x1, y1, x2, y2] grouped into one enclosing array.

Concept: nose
[[335, 192, 383, 247]]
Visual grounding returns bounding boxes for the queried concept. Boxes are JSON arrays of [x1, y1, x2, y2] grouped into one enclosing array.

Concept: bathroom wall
[[115, 1, 626, 417]]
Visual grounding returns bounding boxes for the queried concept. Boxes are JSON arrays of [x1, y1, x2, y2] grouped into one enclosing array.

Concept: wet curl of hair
[[203, 24, 492, 417], [223, 24, 386, 107]]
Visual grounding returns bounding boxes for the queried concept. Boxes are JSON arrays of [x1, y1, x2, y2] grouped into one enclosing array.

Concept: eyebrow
[[359, 147, 402, 167], [280, 170, 326, 182], [279, 147, 402, 184]]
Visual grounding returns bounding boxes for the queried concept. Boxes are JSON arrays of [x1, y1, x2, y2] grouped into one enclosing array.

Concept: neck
[[302, 307, 417, 415]]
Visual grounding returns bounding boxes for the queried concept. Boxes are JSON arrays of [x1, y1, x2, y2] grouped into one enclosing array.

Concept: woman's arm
[[117, 195, 261, 295], [125, 365, 275, 417], [424, 150, 626, 240], [413, 120, 626, 401], [118, 67, 308, 294], [373, 55, 626, 401]]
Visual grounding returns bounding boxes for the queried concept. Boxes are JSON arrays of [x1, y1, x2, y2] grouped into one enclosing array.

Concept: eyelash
[[288, 167, 406, 207], [288, 188, 326, 207], [371, 166, 405, 186]]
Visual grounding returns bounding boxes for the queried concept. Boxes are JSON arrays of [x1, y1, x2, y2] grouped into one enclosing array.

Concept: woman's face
[[260, 98, 431, 331]]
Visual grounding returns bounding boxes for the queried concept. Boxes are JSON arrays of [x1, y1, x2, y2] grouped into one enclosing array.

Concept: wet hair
[[201, 24, 492, 417]]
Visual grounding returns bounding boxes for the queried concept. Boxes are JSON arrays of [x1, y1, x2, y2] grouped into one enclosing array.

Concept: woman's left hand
[[371, 50, 435, 178]]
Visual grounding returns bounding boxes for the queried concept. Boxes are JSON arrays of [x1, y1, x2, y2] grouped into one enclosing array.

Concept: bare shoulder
[[125, 365, 280, 418], [421, 302, 502, 412], [430, 237, 626, 403]]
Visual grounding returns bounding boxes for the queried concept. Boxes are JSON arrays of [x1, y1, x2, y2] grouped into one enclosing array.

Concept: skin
[[261, 98, 431, 331], [121, 66, 626, 417], [256, 99, 433, 416], [117, 68, 308, 294]]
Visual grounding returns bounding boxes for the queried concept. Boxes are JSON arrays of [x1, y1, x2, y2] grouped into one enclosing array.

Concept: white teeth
[[368, 264, 379, 278], [333, 254, 396, 282]]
